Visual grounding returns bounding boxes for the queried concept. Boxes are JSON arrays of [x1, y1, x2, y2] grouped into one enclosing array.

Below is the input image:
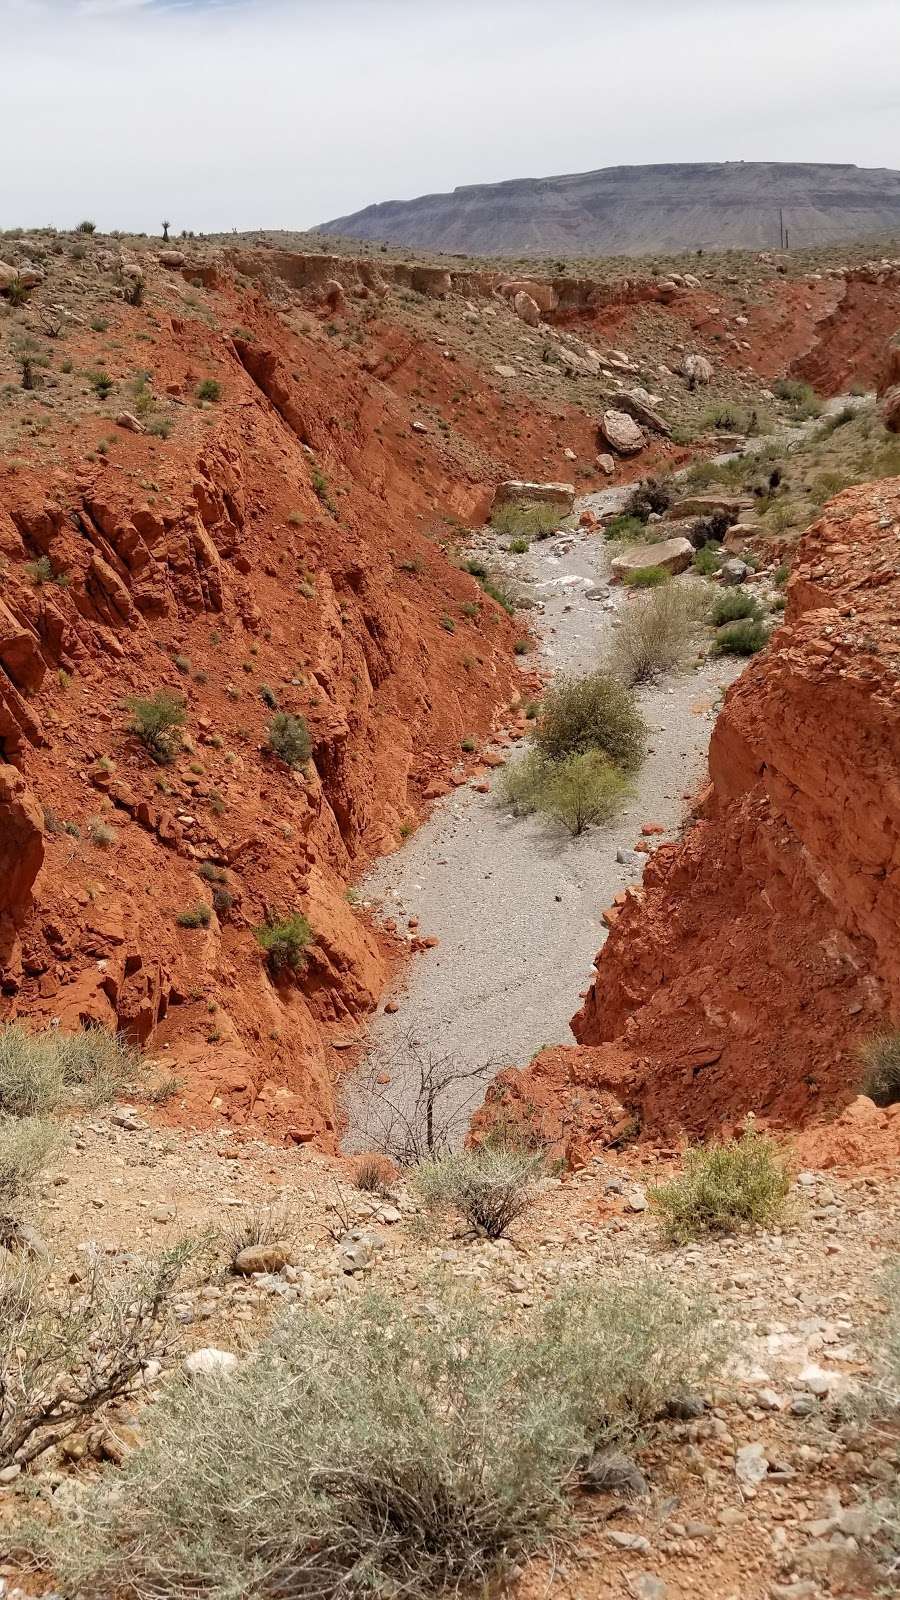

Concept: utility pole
[[779, 207, 785, 249]]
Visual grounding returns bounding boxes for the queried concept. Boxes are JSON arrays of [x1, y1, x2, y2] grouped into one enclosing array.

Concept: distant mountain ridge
[[320, 161, 900, 257]]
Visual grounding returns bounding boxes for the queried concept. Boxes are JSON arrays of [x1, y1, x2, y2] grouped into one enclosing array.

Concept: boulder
[[596, 453, 616, 476], [669, 494, 754, 520], [0, 261, 18, 291], [682, 353, 713, 386], [500, 280, 558, 314], [616, 388, 671, 436], [116, 412, 145, 435], [513, 290, 541, 328], [158, 250, 186, 269], [233, 1242, 292, 1276], [0, 600, 44, 694], [599, 409, 646, 456], [720, 558, 750, 585], [493, 480, 575, 513], [611, 537, 694, 581], [183, 1348, 238, 1380]]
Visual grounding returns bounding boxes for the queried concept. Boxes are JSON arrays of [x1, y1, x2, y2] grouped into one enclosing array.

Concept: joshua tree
[[161, 220, 170, 242]]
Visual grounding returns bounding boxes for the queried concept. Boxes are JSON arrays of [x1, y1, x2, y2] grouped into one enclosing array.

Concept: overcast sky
[[2, 0, 899, 234]]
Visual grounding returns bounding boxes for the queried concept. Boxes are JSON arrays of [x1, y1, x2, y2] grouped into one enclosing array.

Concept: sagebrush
[[611, 585, 707, 685], [414, 1147, 543, 1238], [650, 1128, 791, 1243], [0, 1024, 139, 1118], [32, 1277, 726, 1600]]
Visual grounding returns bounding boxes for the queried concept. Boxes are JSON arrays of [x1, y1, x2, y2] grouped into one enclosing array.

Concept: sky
[[2, 0, 899, 234]]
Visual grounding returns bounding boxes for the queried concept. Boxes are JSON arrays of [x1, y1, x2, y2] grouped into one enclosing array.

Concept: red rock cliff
[[481, 477, 900, 1146]]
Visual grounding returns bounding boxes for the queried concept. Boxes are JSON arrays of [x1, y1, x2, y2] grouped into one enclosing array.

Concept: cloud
[[2, 0, 898, 233]]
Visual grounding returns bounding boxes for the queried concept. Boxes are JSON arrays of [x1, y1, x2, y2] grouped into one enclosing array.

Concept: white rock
[[183, 1347, 238, 1380]]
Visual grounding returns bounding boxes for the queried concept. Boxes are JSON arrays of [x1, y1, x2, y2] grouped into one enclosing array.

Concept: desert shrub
[[0, 1116, 60, 1216], [127, 690, 186, 764], [220, 1196, 295, 1265], [123, 277, 144, 307], [692, 509, 735, 546], [623, 478, 673, 521], [497, 750, 630, 835], [491, 501, 560, 539], [176, 902, 211, 930], [700, 402, 746, 432], [496, 748, 549, 817], [0, 1024, 139, 1120], [464, 560, 519, 614], [267, 712, 311, 769], [196, 378, 221, 403], [24, 555, 67, 587], [198, 861, 228, 884], [0, 1242, 191, 1470], [76, 219, 97, 234], [709, 590, 761, 625], [534, 670, 646, 771], [711, 618, 767, 656], [89, 817, 116, 848], [773, 377, 823, 419], [611, 585, 707, 686], [692, 542, 723, 575], [622, 564, 669, 588], [353, 1153, 396, 1196], [88, 371, 114, 399], [415, 1147, 542, 1238], [859, 1030, 900, 1107], [254, 913, 313, 973], [508, 536, 529, 554], [31, 1276, 725, 1600], [650, 1128, 790, 1243], [603, 513, 647, 542]]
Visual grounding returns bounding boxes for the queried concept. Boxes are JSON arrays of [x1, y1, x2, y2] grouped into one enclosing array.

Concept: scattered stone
[[597, 453, 616, 476], [233, 1242, 292, 1276], [735, 1441, 769, 1491], [720, 558, 750, 586], [183, 1347, 238, 1380], [617, 387, 671, 436], [115, 412, 145, 435], [581, 1449, 648, 1498], [630, 1575, 667, 1600], [608, 1532, 651, 1553]]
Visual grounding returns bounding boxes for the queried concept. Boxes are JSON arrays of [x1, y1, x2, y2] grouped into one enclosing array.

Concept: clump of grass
[[692, 543, 724, 576], [254, 913, 313, 974], [650, 1128, 791, 1243], [709, 590, 761, 626], [464, 560, 519, 615], [89, 817, 116, 848], [0, 1024, 139, 1118], [88, 371, 114, 399], [196, 378, 221, 403], [353, 1153, 396, 1196], [773, 377, 823, 420], [508, 537, 529, 555], [622, 565, 669, 588], [611, 585, 707, 686], [0, 1116, 61, 1220], [415, 1147, 542, 1239], [533, 669, 646, 771], [711, 618, 767, 656], [603, 513, 647, 542], [266, 712, 311, 769], [491, 501, 561, 540], [30, 1276, 726, 1600], [859, 1030, 900, 1106], [176, 903, 211, 930], [127, 690, 186, 765], [24, 556, 67, 588]]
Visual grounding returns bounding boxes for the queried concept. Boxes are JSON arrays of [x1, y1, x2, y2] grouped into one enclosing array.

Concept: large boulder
[[158, 250, 186, 269], [513, 291, 541, 328], [493, 480, 575, 513], [669, 494, 754, 520], [599, 410, 646, 456], [611, 537, 694, 580], [682, 353, 713, 387], [500, 280, 558, 314], [881, 385, 900, 433], [616, 388, 671, 436]]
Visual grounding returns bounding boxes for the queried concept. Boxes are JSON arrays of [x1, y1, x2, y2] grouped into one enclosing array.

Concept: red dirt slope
[[479, 477, 900, 1152]]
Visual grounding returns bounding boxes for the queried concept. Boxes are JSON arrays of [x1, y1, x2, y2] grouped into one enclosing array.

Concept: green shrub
[[76, 219, 97, 234], [622, 564, 669, 588], [623, 477, 672, 521], [259, 683, 278, 710], [773, 378, 823, 419], [508, 537, 529, 554], [650, 1128, 790, 1243], [267, 712, 311, 769], [692, 542, 723, 576], [33, 1277, 725, 1600], [196, 379, 221, 403], [415, 1147, 542, 1238], [603, 513, 647, 542], [490, 501, 561, 539], [464, 560, 519, 615], [534, 670, 646, 771], [127, 690, 186, 764], [254, 913, 313, 973], [176, 903, 211, 930], [611, 585, 707, 686], [711, 618, 767, 656], [773, 563, 789, 587], [709, 590, 761, 625], [89, 371, 114, 399], [539, 752, 632, 836], [859, 1031, 900, 1106], [440, 614, 455, 633]]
